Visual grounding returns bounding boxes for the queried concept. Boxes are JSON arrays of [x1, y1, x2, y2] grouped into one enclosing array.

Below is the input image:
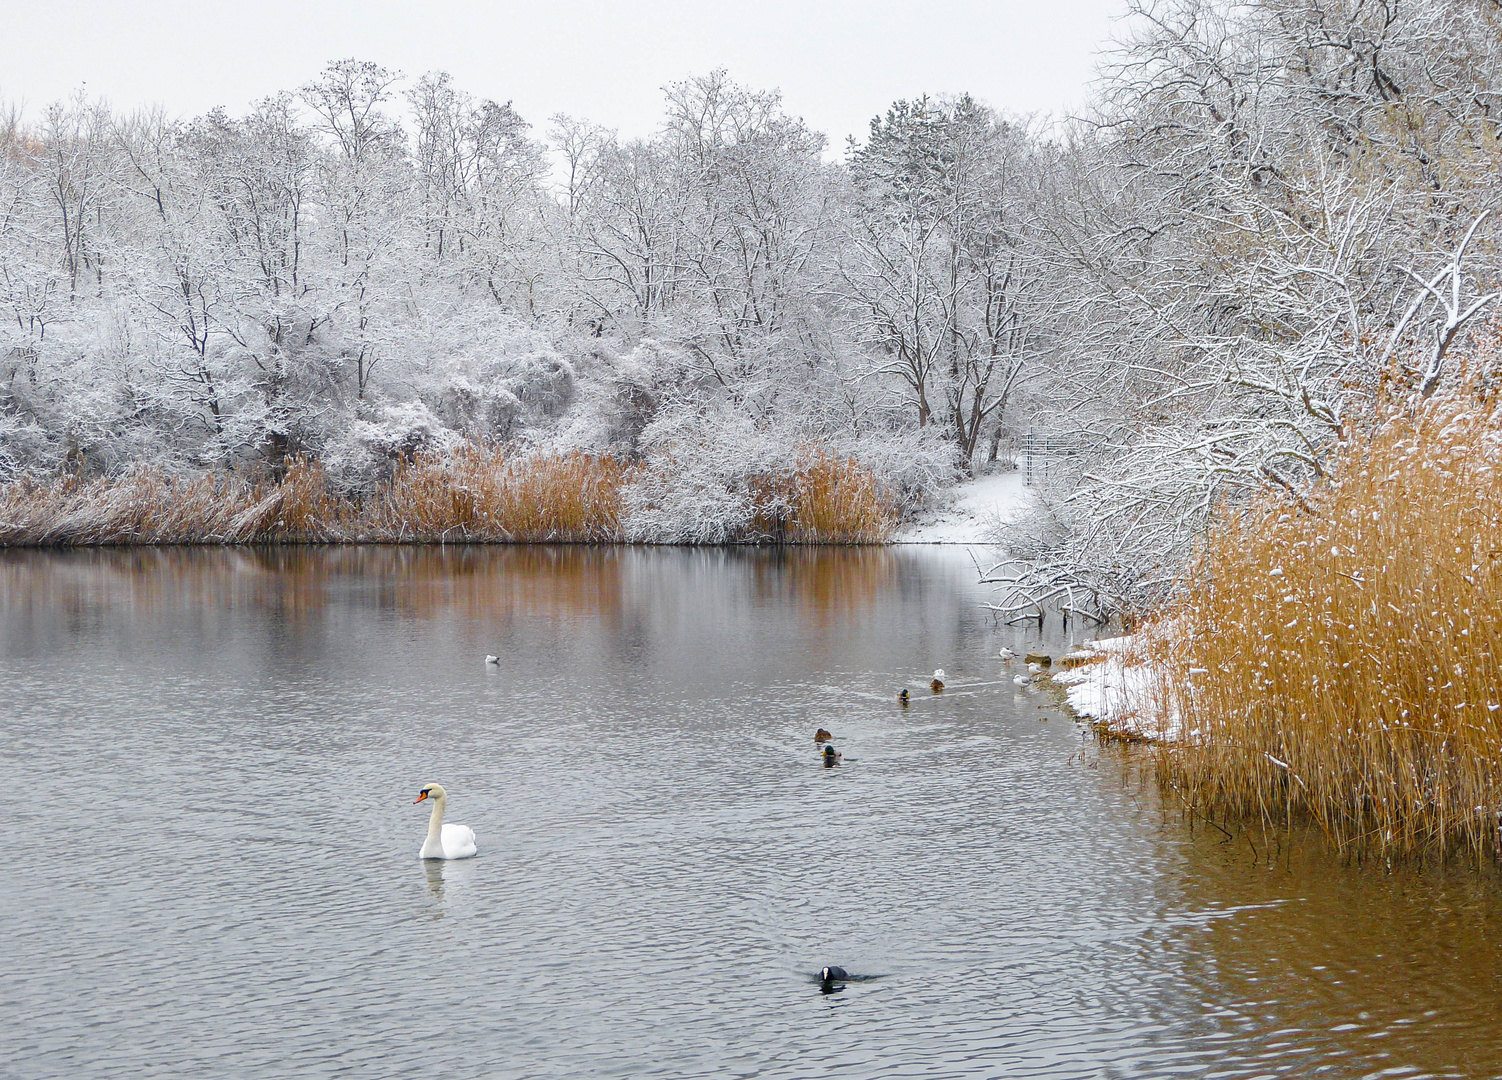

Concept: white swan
[[413, 784, 478, 860]]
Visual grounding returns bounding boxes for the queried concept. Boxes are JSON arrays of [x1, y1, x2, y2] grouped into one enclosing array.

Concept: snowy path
[[893, 470, 1033, 544]]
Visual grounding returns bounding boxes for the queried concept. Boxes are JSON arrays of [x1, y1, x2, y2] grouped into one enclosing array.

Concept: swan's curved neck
[[425, 794, 446, 846]]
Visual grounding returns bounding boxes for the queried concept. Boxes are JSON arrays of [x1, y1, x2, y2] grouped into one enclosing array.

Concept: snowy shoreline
[[1049, 636, 1177, 742], [891, 469, 1033, 545]]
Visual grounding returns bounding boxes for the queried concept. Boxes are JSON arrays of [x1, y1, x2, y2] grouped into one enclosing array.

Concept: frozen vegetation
[[3, 1, 1502, 567]]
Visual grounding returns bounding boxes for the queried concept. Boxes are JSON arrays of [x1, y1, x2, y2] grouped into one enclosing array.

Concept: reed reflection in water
[[2, 545, 1501, 1079]]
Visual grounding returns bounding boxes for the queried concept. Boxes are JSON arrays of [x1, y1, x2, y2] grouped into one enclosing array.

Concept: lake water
[[3, 546, 1502, 1079]]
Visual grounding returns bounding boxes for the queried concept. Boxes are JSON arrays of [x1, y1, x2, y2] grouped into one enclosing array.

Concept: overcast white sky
[[0, 0, 1126, 151]]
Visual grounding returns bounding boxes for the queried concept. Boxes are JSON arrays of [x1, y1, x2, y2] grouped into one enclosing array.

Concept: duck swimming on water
[[897, 688, 909, 706], [930, 669, 946, 693], [822, 744, 842, 766], [814, 728, 833, 743]]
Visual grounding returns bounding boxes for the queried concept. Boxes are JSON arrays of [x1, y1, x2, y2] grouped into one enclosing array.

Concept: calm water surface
[[3, 546, 1502, 1079]]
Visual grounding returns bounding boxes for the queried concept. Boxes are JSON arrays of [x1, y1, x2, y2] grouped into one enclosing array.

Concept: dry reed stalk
[[374, 445, 625, 542], [748, 450, 898, 543], [0, 442, 894, 547], [1149, 389, 1502, 858], [0, 470, 252, 544], [0, 459, 349, 545], [787, 452, 898, 543]]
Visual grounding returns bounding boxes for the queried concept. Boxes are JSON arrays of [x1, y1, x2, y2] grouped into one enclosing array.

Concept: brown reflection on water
[[0, 544, 904, 631], [745, 546, 898, 628], [1149, 791, 1502, 1076], [0, 546, 626, 624]]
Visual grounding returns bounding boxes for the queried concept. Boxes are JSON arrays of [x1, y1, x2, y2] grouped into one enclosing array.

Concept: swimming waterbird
[[413, 784, 478, 861], [820, 966, 849, 992]]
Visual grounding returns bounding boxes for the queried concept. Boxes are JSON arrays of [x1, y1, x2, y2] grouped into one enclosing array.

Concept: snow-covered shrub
[[620, 403, 909, 542], [550, 339, 702, 456], [320, 400, 456, 495]]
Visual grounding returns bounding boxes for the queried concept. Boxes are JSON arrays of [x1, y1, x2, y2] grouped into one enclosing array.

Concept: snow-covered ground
[[894, 469, 1033, 544], [1050, 636, 1180, 741]]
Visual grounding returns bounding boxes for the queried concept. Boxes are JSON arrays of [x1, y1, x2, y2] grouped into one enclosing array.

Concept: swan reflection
[[424, 860, 446, 900]]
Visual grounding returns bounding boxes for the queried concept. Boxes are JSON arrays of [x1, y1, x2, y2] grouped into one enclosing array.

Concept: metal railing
[[1021, 431, 1089, 486]]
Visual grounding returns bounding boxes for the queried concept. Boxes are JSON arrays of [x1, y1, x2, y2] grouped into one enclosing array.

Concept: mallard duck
[[930, 669, 946, 692], [822, 744, 842, 766], [814, 728, 833, 743], [897, 688, 909, 706]]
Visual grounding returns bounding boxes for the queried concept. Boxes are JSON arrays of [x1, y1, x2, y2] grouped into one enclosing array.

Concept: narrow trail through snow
[[893, 470, 1033, 544]]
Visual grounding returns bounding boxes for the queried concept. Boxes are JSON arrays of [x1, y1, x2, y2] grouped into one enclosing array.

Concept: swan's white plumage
[[426, 822, 478, 860], [416, 784, 478, 860]]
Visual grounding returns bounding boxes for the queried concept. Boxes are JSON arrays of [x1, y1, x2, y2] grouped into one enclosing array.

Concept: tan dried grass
[[788, 451, 898, 543], [0, 459, 347, 545], [374, 445, 625, 542], [1149, 389, 1502, 858], [749, 450, 898, 543], [0, 442, 897, 546]]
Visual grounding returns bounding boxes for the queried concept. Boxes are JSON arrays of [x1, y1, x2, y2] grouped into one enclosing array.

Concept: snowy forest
[[4, 0, 1502, 601]]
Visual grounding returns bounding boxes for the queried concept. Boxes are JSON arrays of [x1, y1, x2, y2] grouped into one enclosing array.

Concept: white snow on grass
[[1051, 636, 1181, 741], [894, 469, 1033, 544]]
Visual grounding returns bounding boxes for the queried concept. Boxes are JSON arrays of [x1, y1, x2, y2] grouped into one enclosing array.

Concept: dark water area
[[2, 545, 1501, 1079]]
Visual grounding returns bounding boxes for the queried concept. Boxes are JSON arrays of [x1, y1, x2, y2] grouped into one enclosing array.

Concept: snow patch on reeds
[[1144, 388, 1502, 857], [1052, 636, 1179, 741]]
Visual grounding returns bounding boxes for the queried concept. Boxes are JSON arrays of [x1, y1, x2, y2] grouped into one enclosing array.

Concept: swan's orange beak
[[413, 791, 428, 803]]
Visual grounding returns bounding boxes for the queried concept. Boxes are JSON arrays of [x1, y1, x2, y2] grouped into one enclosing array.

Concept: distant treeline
[[5, 2, 1502, 579]]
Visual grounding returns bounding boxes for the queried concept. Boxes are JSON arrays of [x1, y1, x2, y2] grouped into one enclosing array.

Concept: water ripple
[[2, 546, 1501, 1079]]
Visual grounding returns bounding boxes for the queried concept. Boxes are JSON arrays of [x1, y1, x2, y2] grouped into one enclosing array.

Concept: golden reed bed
[[0, 444, 897, 546], [1147, 389, 1502, 858]]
